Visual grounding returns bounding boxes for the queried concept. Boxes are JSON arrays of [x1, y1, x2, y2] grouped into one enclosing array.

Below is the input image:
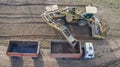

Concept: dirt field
[[0, 0, 120, 67]]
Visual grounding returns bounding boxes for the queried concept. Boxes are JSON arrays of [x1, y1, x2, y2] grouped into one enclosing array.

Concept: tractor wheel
[[78, 19, 88, 26]]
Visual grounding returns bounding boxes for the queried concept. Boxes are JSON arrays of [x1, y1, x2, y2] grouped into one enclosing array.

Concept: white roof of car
[[85, 42, 94, 54]]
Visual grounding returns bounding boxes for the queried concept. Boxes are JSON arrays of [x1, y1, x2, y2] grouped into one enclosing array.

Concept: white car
[[84, 42, 94, 59]]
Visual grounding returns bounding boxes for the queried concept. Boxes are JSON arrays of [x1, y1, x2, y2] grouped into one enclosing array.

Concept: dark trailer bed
[[50, 40, 83, 58], [6, 41, 40, 57]]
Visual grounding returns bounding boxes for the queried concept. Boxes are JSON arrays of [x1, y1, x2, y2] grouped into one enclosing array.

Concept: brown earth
[[0, 0, 120, 67]]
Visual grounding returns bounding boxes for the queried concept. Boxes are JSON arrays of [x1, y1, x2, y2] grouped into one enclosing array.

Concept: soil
[[51, 41, 80, 53], [8, 41, 38, 53], [0, 0, 120, 67]]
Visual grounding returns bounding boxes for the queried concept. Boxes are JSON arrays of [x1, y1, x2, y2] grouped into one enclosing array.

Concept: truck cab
[[84, 42, 94, 59]]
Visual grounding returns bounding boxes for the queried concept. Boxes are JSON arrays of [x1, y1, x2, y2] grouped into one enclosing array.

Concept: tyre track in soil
[[96, 40, 120, 67], [0, 3, 87, 7], [0, 3, 86, 19]]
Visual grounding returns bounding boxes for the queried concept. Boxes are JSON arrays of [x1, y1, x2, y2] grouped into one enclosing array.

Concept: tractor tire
[[78, 19, 88, 26]]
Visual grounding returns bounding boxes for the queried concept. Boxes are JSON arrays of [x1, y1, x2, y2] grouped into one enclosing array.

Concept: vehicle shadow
[[10, 52, 44, 67], [33, 52, 44, 67], [56, 58, 83, 67], [10, 57, 23, 67]]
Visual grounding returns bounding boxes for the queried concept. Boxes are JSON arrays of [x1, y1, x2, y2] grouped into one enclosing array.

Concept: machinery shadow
[[10, 57, 23, 67], [10, 53, 44, 67], [56, 58, 83, 67], [33, 52, 44, 67]]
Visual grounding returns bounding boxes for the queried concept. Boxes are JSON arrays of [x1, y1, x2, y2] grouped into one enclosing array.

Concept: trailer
[[50, 40, 95, 59], [6, 41, 40, 59]]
